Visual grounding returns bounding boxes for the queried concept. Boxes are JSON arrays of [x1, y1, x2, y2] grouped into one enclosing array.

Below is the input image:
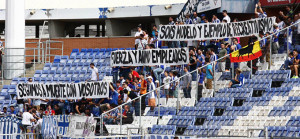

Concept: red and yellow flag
[[230, 41, 262, 63]]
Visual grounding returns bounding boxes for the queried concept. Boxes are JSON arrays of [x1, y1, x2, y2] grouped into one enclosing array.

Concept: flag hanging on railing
[[230, 41, 262, 63]]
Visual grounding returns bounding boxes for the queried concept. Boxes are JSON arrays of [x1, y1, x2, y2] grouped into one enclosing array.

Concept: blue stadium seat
[[71, 49, 79, 57], [50, 63, 59, 71], [41, 70, 49, 77], [70, 63, 78, 71], [43, 63, 52, 70], [74, 55, 82, 63], [48, 70, 56, 78], [60, 70, 68, 78], [79, 48, 87, 56], [34, 70, 42, 78], [11, 78, 19, 85], [86, 48, 93, 56], [60, 55, 69, 63], [92, 48, 100, 56], [34, 77, 41, 83], [112, 48, 118, 51], [216, 88, 253, 99], [53, 77, 60, 83]]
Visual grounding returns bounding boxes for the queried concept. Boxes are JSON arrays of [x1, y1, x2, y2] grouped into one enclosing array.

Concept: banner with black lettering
[[110, 48, 189, 67], [177, 0, 201, 22], [16, 81, 109, 99], [159, 17, 276, 41]]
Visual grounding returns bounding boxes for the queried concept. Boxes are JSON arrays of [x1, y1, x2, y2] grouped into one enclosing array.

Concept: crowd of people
[[0, 3, 299, 135]]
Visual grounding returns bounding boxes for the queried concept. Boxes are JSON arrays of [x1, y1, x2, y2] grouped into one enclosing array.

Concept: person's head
[[233, 38, 238, 44], [147, 76, 153, 82], [235, 68, 242, 75], [28, 78, 33, 82], [273, 23, 279, 29], [201, 14, 206, 20], [164, 71, 169, 77], [124, 105, 130, 111], [128, 73, 132, 79], [186, 14, 190, 18], [3, 107, 7, 113], [205, 58, 210, 64], [193, 12, 197, 17], [189, 49, 195, 55], [222, 19, 227, 23], [289, 52, 294, 58], [209, 48, 215, 54], [222, 10, 228, 16], [116, 80, 121, 87], [90, 63, 95, 68], [259, 31, 264, 37], [153, 25, 157, 30], [212, 15, 217, 20], [293, 49, 299, 56], [175, 21, 179, 25], [197, 49, 203, 55], [155, 31, 159, 37], [169, 17, 174, 22], [140, 74, 144, 80], [123, 82, 128, 87], [221, 43, 225, 49], [137, 24, 142, 31], [47, 105, 52, 110], [285, 6, 291, 11], [169, 71, 174, 77], [139, 34, 145, 39], [184, 66, 189, 72], [54, 104, 59, 110], [10, 106, 15, 112], [32, 110, 36, 114], [233, 18, 239, 22]]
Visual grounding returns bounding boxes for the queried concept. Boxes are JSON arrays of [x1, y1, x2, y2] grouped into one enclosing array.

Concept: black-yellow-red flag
[[230, 41, 262, 63]]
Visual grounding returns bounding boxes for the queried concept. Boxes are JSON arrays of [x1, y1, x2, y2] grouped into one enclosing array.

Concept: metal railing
[[99, 22, 300, 138]]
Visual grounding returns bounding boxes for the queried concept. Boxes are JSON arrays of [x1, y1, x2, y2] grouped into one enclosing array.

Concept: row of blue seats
[[34, 70, 90, 78], [146, 107, 176, 116], [177, 107, 214, 118], [282, 78, 300, 87], [242, 79, 272, 90], [70, 48, 134, 57], [285, 97, 300, 106], [62, 57, 110, 64], [1, 85, 16, 95], [254, 70, 291, 82], [55, 55, 109, 64], [183, 126, 220, 136], [259, 126, 300, 137], [286, 116, 300, 127], [218, 71, 250, 81], [223, 106, 252, 116], [243, 97, 272, 106], [269, 107, 295, 116], [42, 62, 109, 71], [196, 98, 233, 108], [215, 88, 253, 99], [167, 116, 196, 127], [263, 87, 293, 97], [203, 116, 236, 126], [151, 125, 176, 135], [0, 100, 17, 108]]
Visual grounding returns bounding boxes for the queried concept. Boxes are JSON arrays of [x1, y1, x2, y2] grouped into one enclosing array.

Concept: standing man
[[218, 43, 227, 72], [205, 58, 213, 89], [212, 15, 220, 23], [272, 23, 280, 54], [135, 24, 143, 49], [222, 10, 231, 23], [255, 2, 267, 18], [193, 12, 201, 24], [182, 66, 192, 98], [147, 76, 156, 110], [89, 63, 99, 81], [139, 75, 147, 114], [21, 108, 36, 133], [189, 50, 197, 81]]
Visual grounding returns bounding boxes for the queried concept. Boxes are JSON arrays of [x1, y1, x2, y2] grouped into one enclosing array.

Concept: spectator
[[88, 63, 99, 81], [209, 48, 217, 70], [112, 66, 119, 83], [291, 49, 300, 78], [122, 105, 133, 124], [205, 58, 213, 89], [153, 65, 164, 85], [170, 71, 179, 98], [272, 23, 280, 54], [197, 49, 205, 67], [218, 43, 227, 72], [162, 71, 172, 100], [152, 25, 158, 37], [182, 66, 192, 98], [139, 75, 147, 113], [44, 105, 55, 116], [135, 25, 143, 49], [228, 68, 244, 88], [185, 14, 193, 24], [232, 38, 242, 51], [0, 107, 8, 116], [21, 108, 36, 133], [9, 106, 17, 116], [279, 6, 294, 20], [222, 10, 231, 23], [75, 98, 89, 115], [212, 15, 220, 23], [169, 17, 175, 25], [197, 68, 204, 100], [295, 13, 300, 45], [109, 84, 119, 106], [200, 14, 206, 23], [189, 49, 197, 81], [255, 2, 267, 18], [54, 104, 62, 115], [137, 34, 147, 50], [147, 76, 156, 109], [193, 12, 201, 24], [0, 38, 3, 76]]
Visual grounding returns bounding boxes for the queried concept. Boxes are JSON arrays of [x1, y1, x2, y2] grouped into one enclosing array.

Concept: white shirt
[[137, 39, 147, 50], [296, 19, 300, 34], [163, 76, 171, 89], [34, 119, 43, 133], [135, 30, 143, 45], [148, 81, 156, 99], [91, 67, 99, 81], [22, 112, 34, 125], [278, 21, 285, 33], [223, 15, 231, 23], [123, 93, 131, 103]]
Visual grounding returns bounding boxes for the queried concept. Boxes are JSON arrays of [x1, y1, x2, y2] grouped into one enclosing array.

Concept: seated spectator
[[228, 68, 244, 88], [122, 105, 133, 124], [291, 50, 300, 78], [44, 105, 55, 116]]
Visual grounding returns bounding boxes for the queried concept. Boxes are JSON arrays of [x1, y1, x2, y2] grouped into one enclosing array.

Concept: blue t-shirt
[[206, 64, 213, 79], [238, 74, 244, 84], [236, 44, 242, 50], [198, 72, 204, 84], [109, 90, 119, 105], [296, 54, 300, 60], [197, 54, 205, 67]]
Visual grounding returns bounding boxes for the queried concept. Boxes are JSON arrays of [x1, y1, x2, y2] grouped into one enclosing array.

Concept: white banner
[[158, 17, 276, 41], [16, 81, 109, 99], [110, 48, 189, 67], [67, 116, 96, 138], [197, 0, 221, 13], [177, 0, 200, 22]]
